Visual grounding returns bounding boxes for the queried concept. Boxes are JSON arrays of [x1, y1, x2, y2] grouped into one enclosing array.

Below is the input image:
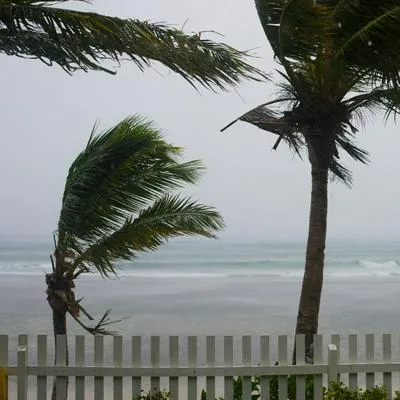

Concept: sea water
[[1, 239, 399, 279]]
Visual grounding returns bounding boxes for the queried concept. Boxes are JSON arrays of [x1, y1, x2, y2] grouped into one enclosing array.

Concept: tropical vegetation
[[47, 115, 225, 399], [222, 0, 400, 361], [0, 0, 265, 89]]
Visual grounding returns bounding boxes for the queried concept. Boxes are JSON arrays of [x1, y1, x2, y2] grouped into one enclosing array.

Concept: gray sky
[[0, 0, 399, 242]]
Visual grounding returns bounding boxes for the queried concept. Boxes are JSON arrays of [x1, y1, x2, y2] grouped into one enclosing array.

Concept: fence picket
[[278, 335, 288, 400], [206, 336, 215, 400], [188, 336, 197, 400], [365, 334, 375, 389], [17, 337, 27, 400], [296, 334, 306, 400], [260, 335, 270, 400], [313, 335, 323, 400], [94, 336, 104, 400], [75, 336, 85, 400], [169, 336, 179, 400], [55, 335, 67, 400], [151, 336, 160, 393], [132, 336, 141, 399], [327, 344, 339, 387], [348, 334, 358, 391], [37, 335, 47, 400], [383, 334, 392, 399], [331, 334, 340, 382], [242, 336, 252, 400], [113, 336, 123, 400], [224, 336, 234, 400]]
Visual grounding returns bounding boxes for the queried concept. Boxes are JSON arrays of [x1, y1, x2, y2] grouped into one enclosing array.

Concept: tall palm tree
[[222, 0, 400, 361], [0, 0, 265, 89], [47, 115, 225, 399]]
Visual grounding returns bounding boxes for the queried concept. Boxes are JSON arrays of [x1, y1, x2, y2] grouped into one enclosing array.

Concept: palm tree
[[222, 0, 400, 362], [47, 115, 225, 399], [0, 0, 265, 89]]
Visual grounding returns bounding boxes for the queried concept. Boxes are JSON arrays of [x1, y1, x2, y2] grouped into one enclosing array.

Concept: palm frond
[[344, 88, 400, 122], [0, 0, 266, 88], [59, 115, 206, 247], [254, 0, 284, 58], [72, 194, 225, 276], [68, 307, 125, 336], [335, 128, 369, 165], [333, 1, 400, 87], [256, 0, 334, 76], [329, 159, 352, 187], [221, 99, 304, 155]]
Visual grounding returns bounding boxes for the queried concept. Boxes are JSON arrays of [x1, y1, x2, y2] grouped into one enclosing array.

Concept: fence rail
[[0, 334, 399, 400]]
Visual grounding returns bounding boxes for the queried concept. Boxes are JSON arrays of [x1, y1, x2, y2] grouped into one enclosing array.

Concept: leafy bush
[[133, 389, 171, 400], [227, 375, 314, 400], [202, 378, 399, 400], [324, 382, 400, 400], [137, 381, 400, 400]]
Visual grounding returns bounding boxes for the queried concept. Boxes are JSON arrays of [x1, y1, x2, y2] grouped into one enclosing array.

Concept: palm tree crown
[[0, 0, 266, 89], [223, 0, 400, 183]]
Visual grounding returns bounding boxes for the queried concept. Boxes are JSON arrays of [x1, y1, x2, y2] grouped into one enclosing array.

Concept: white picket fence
[[1, 333, 400, 400]]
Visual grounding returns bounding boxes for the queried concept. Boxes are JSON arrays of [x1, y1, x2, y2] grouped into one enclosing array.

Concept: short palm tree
[[222, 0, 400, 361], [47, 115, 224, 399], [0, 0, 265, 89]]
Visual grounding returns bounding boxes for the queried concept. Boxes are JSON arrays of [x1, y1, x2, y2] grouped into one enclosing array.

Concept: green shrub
[[230, 375, 314, 400], [133, 389, 171, 400], [323, 382, 392, 400], [202, 378, 399, 400], [137, 381, 400, 400]]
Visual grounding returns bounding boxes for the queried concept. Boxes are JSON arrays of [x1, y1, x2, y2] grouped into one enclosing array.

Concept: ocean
[[1, 238, 400, 339], [1, 239, 400, 279], [1, 238, 400, 398]]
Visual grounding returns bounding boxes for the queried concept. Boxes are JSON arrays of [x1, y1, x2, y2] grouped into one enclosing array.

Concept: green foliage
[[133, 389, 171, 400], [58, 115, 225, 278], [201, 377, 398, 400], [324, 382, 399, 400], [231, 375, 314, 400], [0, 0, 266, 88]]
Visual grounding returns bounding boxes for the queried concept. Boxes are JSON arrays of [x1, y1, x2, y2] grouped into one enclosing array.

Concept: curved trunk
[[295, 166, 328, 363]]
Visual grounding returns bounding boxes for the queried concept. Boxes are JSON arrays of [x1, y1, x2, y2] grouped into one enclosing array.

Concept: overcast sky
[[0, 0, 399, 242]]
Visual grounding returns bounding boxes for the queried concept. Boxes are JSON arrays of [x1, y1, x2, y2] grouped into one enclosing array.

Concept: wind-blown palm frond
[[255, 0, 333, 71], [59, 115, 208, 248], [345, 88, 400, 121], [58, 115, 224, 276], [0, 0, 266, 88], [72, 195, 224, 276], [333, 0, 400, 86], [221, 97, 304, 154]]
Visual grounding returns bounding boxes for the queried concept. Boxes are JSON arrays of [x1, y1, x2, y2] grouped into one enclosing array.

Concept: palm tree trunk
[[295, 166, 328, 363]]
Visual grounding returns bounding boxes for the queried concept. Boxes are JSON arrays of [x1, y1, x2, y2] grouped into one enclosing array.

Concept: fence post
[[327, 344, 339, 388], [17, 345, 27, 400], [0, 335, 8, 400], [0, 368, 7, 400]]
